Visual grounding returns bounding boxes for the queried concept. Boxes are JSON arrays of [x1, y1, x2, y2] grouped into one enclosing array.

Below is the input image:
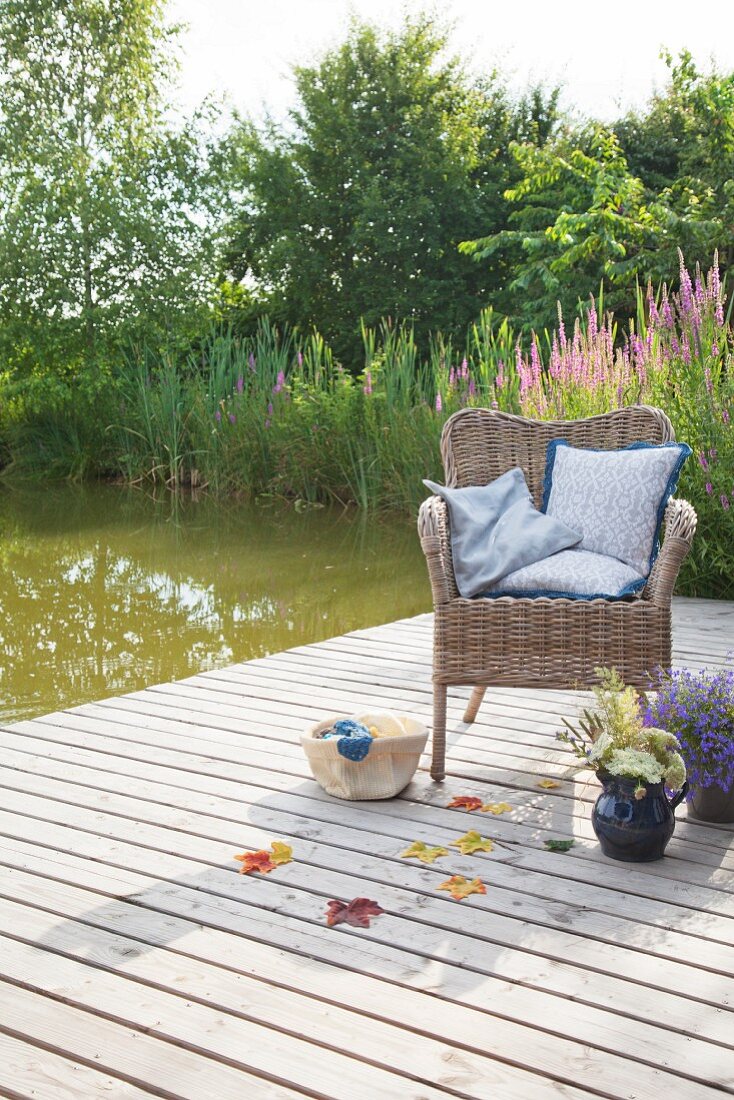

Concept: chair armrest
[[417, 495, 459, 606], [643, 498, 697, 608]]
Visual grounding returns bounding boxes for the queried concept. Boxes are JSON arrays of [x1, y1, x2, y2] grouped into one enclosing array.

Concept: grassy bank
[[1, 256, 732, 597]]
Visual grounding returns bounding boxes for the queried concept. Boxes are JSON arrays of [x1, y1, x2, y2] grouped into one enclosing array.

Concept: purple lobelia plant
[[642, 667, 734, 795]]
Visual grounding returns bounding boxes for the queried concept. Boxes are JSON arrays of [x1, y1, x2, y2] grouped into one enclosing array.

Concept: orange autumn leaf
[[234, 849, 276, 874], [482, 802, 513, 815], [536, 778, 561, 789], [234, 839, 293, 875], [438, 875, 486, 901], [447, 795, 483, 812], [450, 830, 494, 855]]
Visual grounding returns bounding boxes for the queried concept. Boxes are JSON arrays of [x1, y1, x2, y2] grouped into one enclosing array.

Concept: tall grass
[[1, 257, 732, 595]]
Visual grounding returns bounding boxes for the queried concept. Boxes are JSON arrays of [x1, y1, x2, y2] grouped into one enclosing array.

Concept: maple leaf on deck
[[401, 841, 449, 864], [450, 830, 494, 855], [482, 802, 513, 815], [545, 838, 575, 852], [270, 841, 294, 866], [234, 850, 277, 875], [536, 778, 561, 789], [326, 897, 385, 928], [234, 840, 293, 874], [438, 875, 487, 901], [447, 795, 483, 812]]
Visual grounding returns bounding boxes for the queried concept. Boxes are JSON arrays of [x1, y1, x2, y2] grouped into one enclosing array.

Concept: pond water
[[0, 485, 430, 724]]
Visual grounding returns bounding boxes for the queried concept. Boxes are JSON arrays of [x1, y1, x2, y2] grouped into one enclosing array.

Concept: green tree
[[222, 16, 560, 364], [0, 0, 220, 378]]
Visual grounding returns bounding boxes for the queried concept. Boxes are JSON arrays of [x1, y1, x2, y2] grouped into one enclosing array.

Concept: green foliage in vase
[[558, 668, 687, 795]]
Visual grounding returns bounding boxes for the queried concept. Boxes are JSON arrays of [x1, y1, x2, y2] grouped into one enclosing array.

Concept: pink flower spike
[[705, 482, 713, 495], [435, 392, 443, 413], [236, 375, 244, 394], [721, 494, 730, 511], [363, 369, 372, 396]]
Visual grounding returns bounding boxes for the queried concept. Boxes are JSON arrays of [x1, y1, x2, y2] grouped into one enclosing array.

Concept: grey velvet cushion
[[424, 468, 581, 598]]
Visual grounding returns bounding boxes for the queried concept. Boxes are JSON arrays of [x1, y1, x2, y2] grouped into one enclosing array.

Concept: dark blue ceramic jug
[[592, 772, 688, 862]]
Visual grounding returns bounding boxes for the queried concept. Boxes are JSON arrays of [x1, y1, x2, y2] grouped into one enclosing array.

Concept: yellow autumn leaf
[[270, 841, 293, 866], [536, 778, 561, 789], [401, 841, 449, 864], [482, 801, 513, 815], [450, 830, 494, 855], [438, 875, 487, 901]]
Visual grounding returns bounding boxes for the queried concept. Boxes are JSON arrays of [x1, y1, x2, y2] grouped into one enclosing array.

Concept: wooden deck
[[0, 596, 733, 1099]]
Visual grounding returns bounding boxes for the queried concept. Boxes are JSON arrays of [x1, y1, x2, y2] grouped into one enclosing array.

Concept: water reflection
[[0, 485, 430, 723]]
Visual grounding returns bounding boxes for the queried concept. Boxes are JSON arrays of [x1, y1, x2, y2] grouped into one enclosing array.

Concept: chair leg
[[463, 685, 486, 724], [430, 683, 447, 782]]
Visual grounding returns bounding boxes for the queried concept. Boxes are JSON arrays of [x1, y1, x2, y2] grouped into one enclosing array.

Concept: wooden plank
[[0, 981, 302, 1100], [0, 934, 459, 1100], [0, 856, 732, 1098], [0, 790, 732, 1016], [2, 738, 733, 945], [5, 717, 734, 901], [0, 890, 623, 1100], [0, 1030, 157, 1100]]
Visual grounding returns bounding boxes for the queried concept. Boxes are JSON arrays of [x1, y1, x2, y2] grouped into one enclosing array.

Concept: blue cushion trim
[[541, 437, 692, 577], [476, 575, 647, 602], [541, 437, 568, 513]]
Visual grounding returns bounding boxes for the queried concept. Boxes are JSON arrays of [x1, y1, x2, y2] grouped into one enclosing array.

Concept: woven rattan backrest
[[441, 406, 675, 505]]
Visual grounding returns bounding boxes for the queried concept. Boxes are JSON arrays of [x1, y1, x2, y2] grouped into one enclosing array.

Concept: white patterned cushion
[[543, 441, 691, 577], [484, 549, 645, 599]]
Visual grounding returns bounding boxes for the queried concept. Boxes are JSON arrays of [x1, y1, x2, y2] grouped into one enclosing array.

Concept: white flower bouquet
[[558, 668, 686, 799]]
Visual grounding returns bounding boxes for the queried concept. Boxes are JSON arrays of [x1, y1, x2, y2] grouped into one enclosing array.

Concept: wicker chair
[[418, 406, 697, 781]]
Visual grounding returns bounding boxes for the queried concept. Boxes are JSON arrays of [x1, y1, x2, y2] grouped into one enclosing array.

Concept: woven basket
[[302, 714, 428, 800]]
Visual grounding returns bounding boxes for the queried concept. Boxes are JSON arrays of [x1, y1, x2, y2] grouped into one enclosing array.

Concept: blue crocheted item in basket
[[337, 735, 373, 761], [333, 719, 370, 738]]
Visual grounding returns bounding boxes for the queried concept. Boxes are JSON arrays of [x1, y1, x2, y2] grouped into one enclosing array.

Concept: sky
[[168, 0, 734, 124]]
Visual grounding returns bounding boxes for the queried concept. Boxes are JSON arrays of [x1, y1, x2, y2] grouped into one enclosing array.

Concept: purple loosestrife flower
[[449, 367, 456, 388], [267, 401, 274, 417], [706, 482, 713, 495], [587, 301, 598, 341], [435, 392, 443, 413], [228, 413, 236, 425], [297, 351, 303, 367], [248, 353, 256, 372], [678, 250, 694, 317], [460, 357, 468, 379], [237, 375, 244, 394], [363, 369, 372, 396], [647, 284, 660, 328], [273, 370, 285, 395], [496, 360, 505, 388], [661, 292, 674, 329], [699, 452, 709, 472], [721, 494, 730, 511], [468, 378, 476, 398], [723, 408, 731, 425], [705, 367, 713, 395]]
